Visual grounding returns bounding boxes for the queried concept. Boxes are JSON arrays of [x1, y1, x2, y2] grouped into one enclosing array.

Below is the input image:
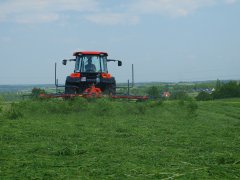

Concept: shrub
[[147, 100, 164, 108], [5, 103, 24, 120], [136, 103, 147, 114], [93, 98, 115, 116], [196, 91, 213, 101], [178, 100, 185, 106], [186, 100, 198, 117], [24, 97, 91, 114], [121, 101, 148, 115], [170, 91, 190, 100], [6, 109, 23, 120], [0, 96, 3, 113], [31, 88, 46, 99], [147, 86, 160, 98], [40, 99, 86, 114]]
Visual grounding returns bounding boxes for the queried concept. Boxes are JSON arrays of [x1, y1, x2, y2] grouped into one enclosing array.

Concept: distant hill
[[0, 80, 237, 93], [0, 84, 55, 93]]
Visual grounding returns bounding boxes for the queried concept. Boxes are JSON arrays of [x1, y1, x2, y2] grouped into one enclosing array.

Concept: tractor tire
[[65, 87, 77, 94], [104, 84, 116, 95]]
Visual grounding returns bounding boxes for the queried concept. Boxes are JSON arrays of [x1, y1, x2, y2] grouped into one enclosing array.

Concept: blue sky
[[0, 0, 239, 84]]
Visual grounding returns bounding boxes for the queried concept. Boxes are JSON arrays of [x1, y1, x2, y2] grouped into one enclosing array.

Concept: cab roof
[[73, 51, 108, 56]]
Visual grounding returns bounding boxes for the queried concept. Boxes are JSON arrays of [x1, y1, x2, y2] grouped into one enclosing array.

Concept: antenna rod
[[128, 79, 130, 96], [55, 62, 58, 92], [132, 64, 134, 88]]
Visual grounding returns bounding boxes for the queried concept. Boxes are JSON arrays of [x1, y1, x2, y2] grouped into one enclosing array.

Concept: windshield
[[75, 55, 108, 73]]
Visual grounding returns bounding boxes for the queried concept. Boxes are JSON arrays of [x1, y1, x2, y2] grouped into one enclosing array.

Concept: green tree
[[216, 79, 221, 90], [213, 81, 240, 99], [170, 91, 189, 100], [147, 86, 160, 97], [196, 91, 213, 101], [31, 88, 46, 98]]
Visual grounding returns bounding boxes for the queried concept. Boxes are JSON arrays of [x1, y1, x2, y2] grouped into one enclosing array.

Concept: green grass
[[0, 98, 240, 179]]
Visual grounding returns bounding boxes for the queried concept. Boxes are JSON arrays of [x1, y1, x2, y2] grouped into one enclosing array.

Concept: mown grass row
[[0, 98, 239, 179], [0, 98, 165, 119]]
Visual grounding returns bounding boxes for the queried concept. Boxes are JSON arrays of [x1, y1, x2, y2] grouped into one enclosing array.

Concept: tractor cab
[[74, 53, 108, 73], [63, 51, 122, 94]]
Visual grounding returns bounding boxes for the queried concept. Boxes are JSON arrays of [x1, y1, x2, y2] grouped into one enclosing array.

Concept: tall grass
[[1, 98, 239, 179], [1, 98, 167, 119]]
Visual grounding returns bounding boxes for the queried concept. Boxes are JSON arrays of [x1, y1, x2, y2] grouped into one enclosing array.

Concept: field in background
[[0, 80, 218, 101], [0, 98, 240, 179]]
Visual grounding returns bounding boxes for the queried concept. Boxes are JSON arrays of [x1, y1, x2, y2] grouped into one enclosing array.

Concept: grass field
[[0, 98, 240, 179]]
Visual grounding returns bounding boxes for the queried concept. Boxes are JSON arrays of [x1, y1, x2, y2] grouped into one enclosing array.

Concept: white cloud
[[129, 0, 239, 17], [85, 13, 139, 25], [224, 0, 237, 4], [0, 0, 238, 25], [129, 0, 217, 17], [15, 13, 60, 24], [0, 14, 6, 22], [0, 0, 99, 23], [0, 37, 12, 43]]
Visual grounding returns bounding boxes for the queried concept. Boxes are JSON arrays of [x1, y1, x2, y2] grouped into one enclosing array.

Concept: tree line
[[196, 80, 240, 101]]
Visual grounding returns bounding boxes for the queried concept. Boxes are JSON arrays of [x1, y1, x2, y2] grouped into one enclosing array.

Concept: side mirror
[[118, 61, 122, 66], [62, 59, 67, 65]]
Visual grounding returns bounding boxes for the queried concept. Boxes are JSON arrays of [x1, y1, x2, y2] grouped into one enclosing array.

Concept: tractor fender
[[66, 76, 81, 83], [100, 77, 116, 84]]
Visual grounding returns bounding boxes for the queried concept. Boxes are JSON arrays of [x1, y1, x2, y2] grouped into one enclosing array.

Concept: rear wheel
[[65, 86, 77, 94], [104, 83, 116, 95]]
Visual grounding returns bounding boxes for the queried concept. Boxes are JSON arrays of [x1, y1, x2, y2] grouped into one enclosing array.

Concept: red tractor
[[62, 51, 122, 95]]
